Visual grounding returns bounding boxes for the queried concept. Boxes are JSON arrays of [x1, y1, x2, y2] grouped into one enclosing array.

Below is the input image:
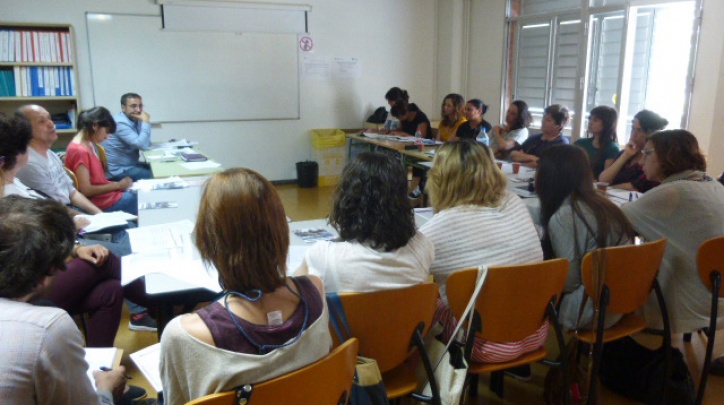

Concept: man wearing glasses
[[103, 93, 152, 181]]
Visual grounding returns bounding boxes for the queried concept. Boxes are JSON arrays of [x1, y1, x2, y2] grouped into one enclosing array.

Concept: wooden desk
[[142, 149, 223, 179], [346, 132, 437, 170]]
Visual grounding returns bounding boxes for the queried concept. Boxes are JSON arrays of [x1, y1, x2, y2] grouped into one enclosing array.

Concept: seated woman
[[622, 130, 724, 333], [389, 101, 432, 139], [454, 98, 492, 145], [296, 152, 433, 292], [0, 116, 149, 347], [537, 145, 633, 330], [574, 106, 620, 180], [419, 141, 545, 363], [160, 168, 331, 405], [489, 100, 531, 159], [436, 93, 467, 142], [65, 107, 137, 216], [382, 87, 410, 131], [598, 109, 667, 192]]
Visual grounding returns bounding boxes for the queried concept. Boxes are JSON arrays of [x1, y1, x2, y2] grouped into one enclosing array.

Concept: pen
[[629, 192, 633, 202], [100, 366, 133, 379]]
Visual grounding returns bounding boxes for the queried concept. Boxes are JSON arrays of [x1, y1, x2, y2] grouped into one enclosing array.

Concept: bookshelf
[[0, 22, 80, 149]]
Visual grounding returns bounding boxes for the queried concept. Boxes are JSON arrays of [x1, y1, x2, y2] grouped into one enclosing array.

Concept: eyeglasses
[[641, 149, 655, 156], [124, 103, 143, 109]]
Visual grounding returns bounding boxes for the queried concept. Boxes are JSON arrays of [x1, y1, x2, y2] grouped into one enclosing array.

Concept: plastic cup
[[512, 163, 521, 174]]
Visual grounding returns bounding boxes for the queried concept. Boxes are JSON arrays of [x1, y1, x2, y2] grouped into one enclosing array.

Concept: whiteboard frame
[[84, 12, 301, 124]]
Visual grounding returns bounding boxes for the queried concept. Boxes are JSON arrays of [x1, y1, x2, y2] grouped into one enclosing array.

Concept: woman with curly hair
[[436, 93, 467, 142], [574, 105, 620, 179], [296, 152, 433, 292]]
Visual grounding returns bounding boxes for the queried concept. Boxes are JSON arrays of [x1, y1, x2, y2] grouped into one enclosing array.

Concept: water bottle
[[414, 130, 424, 151], [476, 130, 489, 146]]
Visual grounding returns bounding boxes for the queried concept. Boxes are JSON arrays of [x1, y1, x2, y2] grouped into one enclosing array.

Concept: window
[[505, 0, 700, 142]]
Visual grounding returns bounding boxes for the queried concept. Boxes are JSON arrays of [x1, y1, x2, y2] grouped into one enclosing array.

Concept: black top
[[514, 132, 569, 157], [399, 103, 432, 139]]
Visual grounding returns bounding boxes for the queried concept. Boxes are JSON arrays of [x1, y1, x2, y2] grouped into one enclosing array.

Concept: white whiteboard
[[86, 13, 300, 123]]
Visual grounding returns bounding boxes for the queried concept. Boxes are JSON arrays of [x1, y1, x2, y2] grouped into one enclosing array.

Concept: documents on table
[[132, 176, 188, 191], [179, 160, 222, 170], [414, 207, 434, 227], [84, 347, 123, 391], [130, 344, 163, 393], [151, 139, 198, 149], [606, 188, 634, 206], [122, 220, 222, 292], [78, 211, 137, 233], [293, 228, 336, 243]]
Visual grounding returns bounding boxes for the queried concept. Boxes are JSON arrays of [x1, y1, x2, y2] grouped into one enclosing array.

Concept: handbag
[[417, 265, 489, 405], [327, 294, 388, 405], [599, 336, 695, 405]]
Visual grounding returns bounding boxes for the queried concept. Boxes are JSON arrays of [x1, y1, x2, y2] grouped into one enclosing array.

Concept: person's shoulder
[[574, 137, 591, 146]]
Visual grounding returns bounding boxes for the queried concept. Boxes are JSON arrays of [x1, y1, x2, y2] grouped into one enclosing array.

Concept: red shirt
[[65, 142, 122, 210]]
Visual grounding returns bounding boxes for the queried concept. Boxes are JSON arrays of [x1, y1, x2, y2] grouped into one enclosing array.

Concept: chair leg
[[696, 271, 720, 405], [587, 287, 610, 405], [489, 371, 504, 398], [467, 374, 479, 398]]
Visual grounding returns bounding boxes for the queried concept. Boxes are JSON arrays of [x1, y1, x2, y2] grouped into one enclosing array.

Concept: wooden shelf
[[0, 62, 74, 67]]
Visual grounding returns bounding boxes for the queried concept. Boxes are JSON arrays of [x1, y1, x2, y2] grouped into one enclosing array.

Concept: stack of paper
[[130, 344, 162, 393], [78, 211, 137, 233], [122, 220, 222, 292], [84, 348, 122, 391]]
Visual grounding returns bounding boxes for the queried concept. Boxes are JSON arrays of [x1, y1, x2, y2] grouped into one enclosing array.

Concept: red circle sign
[[299, 35, 314, 52]]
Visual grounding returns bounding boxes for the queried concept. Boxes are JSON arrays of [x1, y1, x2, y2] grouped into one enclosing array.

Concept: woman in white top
[[622, 130, 724, 333], [296, 152, 433, 292], [490, 100, 531, 159], [419, 140, 545, 363]]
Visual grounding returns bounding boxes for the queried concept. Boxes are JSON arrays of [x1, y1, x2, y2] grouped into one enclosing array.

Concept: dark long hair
[[385, 87, 409, 105], [536, 145, 634, 259], [329, 152, 416, 252], [509, 100, 531, 130], [588, 105, 618, 171], [77, 106, 117, 136], [649, 129, 706, 178]]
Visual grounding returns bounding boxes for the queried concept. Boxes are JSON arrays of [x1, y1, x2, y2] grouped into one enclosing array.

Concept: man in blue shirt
[[102, 93, 152, 181], [510, 104, 570, 167]]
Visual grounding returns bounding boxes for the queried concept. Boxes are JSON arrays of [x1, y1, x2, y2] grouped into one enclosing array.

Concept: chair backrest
[[333, 282, 438, 372], [446, 259, 568, 343], [580, 238, 667, 314], [64, 167, 79, 189], [698, 236, 724, 297], [185, 337, 359, 405], [94, 142, 108, 172]]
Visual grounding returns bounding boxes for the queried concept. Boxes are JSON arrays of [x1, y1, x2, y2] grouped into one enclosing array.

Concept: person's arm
[[416, 122, 429, 139], [35, 312, 122, 405], [114, 116, 152, 151], [72, 244, 111, 266], [611, 182, 637, 191], [509, 150, 539, 164], [69, 189, 103, 214], [74, 164, 132, 197], [599, 143, 637, 184], [492, 125, 518, 152]]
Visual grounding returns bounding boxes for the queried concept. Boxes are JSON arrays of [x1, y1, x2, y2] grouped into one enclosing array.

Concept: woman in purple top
[[599, 109, 668, 192], [160, 168, 330, 405]]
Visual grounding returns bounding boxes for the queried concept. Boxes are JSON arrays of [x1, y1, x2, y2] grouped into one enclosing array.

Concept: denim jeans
[[106, 191, 138, 216], [109, 165, 152, 182]]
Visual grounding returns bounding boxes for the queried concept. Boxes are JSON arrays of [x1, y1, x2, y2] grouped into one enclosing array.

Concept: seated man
[[509, 104, 570, 166], [102, 93, 152, 181], [0, 196, 126, 405], [17, 105, 157, 332]]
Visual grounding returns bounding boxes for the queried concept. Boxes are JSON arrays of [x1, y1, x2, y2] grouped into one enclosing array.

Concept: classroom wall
[[1, 0, 437, 181]]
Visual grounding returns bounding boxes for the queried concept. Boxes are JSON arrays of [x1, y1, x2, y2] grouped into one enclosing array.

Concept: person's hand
[[131, 111, 150, 123], [117, 177, 133, 190], [93, 366, 127, 402], [73, 216, 91, 232], [75, 244, 110, 265], [621, 142, 638, 159], [492, 125, 505, 137]]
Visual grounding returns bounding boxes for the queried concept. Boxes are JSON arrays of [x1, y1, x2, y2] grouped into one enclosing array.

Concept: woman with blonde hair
[[436, 93, 467, 142], [160, 168, 331, 405], [419, 140, 545, 364]]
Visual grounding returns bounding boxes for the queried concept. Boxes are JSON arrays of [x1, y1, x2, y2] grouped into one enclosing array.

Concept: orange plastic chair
[[445, 259, 569, 402], [331, 283, 439, 403], [94, 142, 108, 173], [572, 238, 669, 405], [695, 236, 724, 405], [64, 166, 79, 189], [185, 337, 359, 405]]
